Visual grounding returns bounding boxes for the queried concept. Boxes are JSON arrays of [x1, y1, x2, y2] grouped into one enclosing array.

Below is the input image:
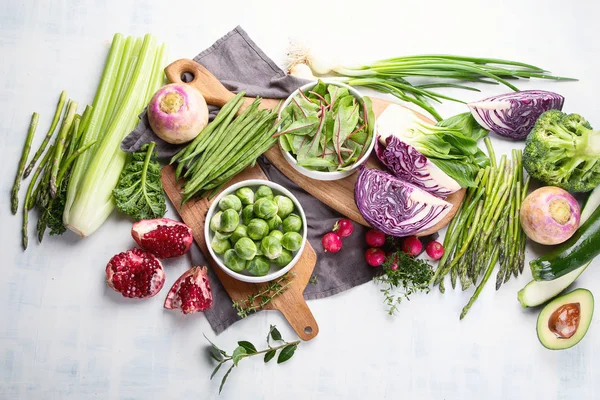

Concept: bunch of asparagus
[[171, 92, 289, 203], [431, 138, 530, 319], [10, 91, 95, 249]]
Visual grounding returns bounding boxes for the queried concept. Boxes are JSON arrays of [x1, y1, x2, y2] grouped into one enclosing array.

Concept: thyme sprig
[[232, 272, 296, 318]]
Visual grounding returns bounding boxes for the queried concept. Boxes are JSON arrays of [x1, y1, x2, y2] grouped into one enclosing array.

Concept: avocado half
[[537, 288, 594, 350]]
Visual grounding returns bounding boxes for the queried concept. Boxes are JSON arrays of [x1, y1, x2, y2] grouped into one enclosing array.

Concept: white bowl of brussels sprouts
[[204, 179, 308, 283]]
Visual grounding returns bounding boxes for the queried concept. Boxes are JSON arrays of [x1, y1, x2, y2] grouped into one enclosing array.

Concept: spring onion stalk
[[63, 34, 167, 237], [287, 43, 575, 120]]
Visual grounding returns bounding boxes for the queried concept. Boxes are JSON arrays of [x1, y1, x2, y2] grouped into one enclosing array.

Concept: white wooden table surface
[[2, 0, 599, 399]]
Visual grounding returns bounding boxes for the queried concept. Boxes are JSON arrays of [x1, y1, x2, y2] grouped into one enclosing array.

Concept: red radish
[[365, 229, 386, 248], [164, 266, 213, 314], [322, 232, 342, 252], [106, 248, 165, 299], [333, 219, 354, 238], [402, 236, 422, 256], [426, 241, 445, 260], [365, 248, 386, 267], [132, 218, 193, 259]]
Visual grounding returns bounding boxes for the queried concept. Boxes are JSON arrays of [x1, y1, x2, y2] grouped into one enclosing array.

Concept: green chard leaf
[[113, 142, 166, 221], [280, 116, 320, 137], [333, 100, 360, 163]]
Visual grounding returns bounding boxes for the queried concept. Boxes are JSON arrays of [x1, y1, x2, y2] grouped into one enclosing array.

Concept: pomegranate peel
[[164, 266, 213, 314], [132, 218, 193, 259], [106, 248, 165, 298]]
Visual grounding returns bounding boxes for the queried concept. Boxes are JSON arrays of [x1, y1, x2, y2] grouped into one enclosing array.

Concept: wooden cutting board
[[165, 59, 465, 236], [161, 165, 319, 341]]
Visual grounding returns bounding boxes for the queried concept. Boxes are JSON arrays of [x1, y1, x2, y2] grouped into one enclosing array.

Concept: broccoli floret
[[523, 110, 600, 192]]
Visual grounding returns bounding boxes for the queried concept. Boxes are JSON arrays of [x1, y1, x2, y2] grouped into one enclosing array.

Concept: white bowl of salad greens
[[277, 80, 376, 181], [204, 180, 307, 283]]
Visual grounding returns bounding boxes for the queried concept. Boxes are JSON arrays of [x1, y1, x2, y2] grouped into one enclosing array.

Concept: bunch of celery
[[63, 33, 167, 237]]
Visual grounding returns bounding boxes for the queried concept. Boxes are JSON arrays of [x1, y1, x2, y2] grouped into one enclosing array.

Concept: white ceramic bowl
[[204, 179, 308, 283], [278, 80, 376, 181]]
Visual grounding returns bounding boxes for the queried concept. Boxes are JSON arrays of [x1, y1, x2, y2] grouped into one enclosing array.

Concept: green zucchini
[[530, 187, 600, 281]]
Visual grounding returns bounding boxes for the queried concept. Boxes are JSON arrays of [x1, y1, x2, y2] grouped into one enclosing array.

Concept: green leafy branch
[[205, 325, 300, 394]]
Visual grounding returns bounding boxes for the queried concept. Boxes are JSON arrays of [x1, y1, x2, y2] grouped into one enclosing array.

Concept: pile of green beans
[[431, 138, 530, 319], [171, 93, 289, 203]]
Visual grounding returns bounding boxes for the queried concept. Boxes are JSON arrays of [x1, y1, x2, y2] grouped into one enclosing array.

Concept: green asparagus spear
[[49, 100, 78, 198], [23, 91, 67, 179], [11, 112, 39, 214]]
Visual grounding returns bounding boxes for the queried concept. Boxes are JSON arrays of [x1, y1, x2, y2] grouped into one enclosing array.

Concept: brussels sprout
[[223, 249, 246, 272], [274, 248, 293, 268], [246, 256, 271, 276], [281, 232, 303, 251], [282, 213, 302, 233], [234, 237, 257, 261], [255, 185, 274, 200], [214, 231, 232, 240], [230, 224, 248, 245], [260, 235, 283, 260], [247, 218, 270, 240], [267, 215, 282, 231], [235, 187, 255, 205], [209, 211, 222, 232], [254, 240, 264, 256], [268, 230, 284, 241], [254, 197, 278, 219], [241, 205, 254, 225], [220, 208, 239, 233], [219, 194, 242, 212], [211, 236, 231, 255], [274, 195, 295, 219]]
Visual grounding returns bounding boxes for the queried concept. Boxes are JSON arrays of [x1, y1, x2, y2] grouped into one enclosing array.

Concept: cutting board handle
[[164, 58, 281, 114], [276, 293, 319, 341], [165, 58, 235, 108]]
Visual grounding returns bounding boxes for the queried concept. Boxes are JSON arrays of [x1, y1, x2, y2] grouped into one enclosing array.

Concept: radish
[[365, 229, 386, 248], [147, 83, 209, 144], [402, 236, 422, 256], [365, 248, 386, 267], [322, 232, 342, 253], [426, 241, 444, 260], [333, 219, 354, 238]]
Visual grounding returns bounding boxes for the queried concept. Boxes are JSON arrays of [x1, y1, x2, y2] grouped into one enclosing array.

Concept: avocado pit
[[548, 302, 580, 339]]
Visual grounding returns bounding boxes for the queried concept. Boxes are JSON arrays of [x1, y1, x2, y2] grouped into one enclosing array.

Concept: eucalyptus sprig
[[232, 272, 296, 318], [206, 325, 300, 394]]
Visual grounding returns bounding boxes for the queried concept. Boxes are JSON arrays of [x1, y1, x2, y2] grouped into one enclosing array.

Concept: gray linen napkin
[[121, 26, 421, 334]]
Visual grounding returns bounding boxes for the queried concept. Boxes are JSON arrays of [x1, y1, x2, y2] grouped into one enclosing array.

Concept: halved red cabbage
[[355, 167, 452, 237], [468, 90, 564, 140], [375, 135, 461, 197]]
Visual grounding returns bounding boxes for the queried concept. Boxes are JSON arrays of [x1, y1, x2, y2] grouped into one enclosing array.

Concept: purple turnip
[[147, 83, 209, 144], [520, 186, 581, 245]]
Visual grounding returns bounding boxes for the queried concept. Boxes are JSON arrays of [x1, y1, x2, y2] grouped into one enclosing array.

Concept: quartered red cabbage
[[468, 90, 564, 140], [375, 135, 461, 197], [355, 168, 452, 237]]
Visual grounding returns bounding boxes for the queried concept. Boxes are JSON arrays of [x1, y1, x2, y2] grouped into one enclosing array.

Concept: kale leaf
[[113, 142, 166, 221]]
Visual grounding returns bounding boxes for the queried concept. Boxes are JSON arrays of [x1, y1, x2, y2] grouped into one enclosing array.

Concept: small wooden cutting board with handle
[[165, 59, 465, 236], [161, 164, 319, 341]]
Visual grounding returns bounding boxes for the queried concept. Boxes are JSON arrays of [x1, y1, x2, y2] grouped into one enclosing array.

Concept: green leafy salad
[[276, 80, 375, 172]]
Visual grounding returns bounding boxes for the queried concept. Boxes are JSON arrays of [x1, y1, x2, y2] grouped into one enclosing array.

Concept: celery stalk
[[63, 34, 166, 237]]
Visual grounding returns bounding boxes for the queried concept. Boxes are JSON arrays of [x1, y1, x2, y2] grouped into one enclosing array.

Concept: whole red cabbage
[[375, 136, 460, 197], [355, 167, 452, 237], [468, 90, 564, 140]]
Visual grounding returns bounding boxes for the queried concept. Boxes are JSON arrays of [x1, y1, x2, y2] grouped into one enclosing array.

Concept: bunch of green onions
[[431, 138, 529, 319], [287, 44, 575, 121]]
